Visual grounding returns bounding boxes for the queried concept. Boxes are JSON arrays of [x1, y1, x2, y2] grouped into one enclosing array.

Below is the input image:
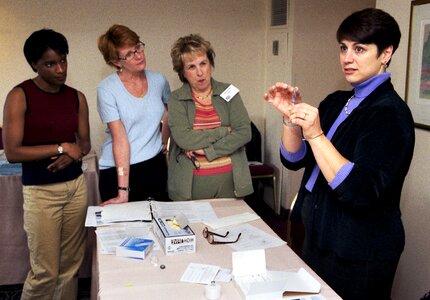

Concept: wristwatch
[[57, 144, 64, 154], [118, 186, 130, 192]]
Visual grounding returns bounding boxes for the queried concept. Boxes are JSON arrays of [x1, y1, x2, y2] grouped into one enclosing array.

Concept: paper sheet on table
[[85, 201, 151, 227], [152, 201, 217, 223], [96, 223, 154, 254], [203, 212, 260, 229], [85, 206, 104, 227], [85, 200, 220, 227], [100, 201, 151, 222], [215, 268, 233, 282], [96, 227, 128, 254], [284, 296, 326, 300], [225, 223, 286, 251], [180, 263, 220, 284]]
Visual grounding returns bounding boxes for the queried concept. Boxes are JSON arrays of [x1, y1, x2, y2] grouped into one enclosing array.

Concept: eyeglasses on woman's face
[[118, 42, 145, 61], [202, 227, 241, 244]]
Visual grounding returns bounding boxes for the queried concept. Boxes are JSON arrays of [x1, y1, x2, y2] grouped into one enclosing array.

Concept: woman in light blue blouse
[[97, 24, 170, 204]]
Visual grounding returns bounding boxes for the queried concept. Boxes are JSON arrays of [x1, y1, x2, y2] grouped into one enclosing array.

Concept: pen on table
[[149, 200, 154, 220], [110, 219, 152, 223]]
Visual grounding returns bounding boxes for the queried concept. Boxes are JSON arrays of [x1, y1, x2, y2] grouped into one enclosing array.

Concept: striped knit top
[[192, 95, 232, 176]]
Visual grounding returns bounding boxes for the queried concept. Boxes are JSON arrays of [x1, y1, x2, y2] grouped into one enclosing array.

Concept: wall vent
[[271, 0, 287, 26]]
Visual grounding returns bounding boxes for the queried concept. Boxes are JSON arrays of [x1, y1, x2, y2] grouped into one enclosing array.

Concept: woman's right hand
[[263, 82, 301, 116], [99, 192, 129, 206], [47, 155, 74, 172], [184, 149, 204, 158], [62, 142, 84, 161]]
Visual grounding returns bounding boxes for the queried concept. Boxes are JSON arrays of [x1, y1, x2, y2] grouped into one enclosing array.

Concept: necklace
[[344, 96, 353, 115], [194, 88, 212, 100]]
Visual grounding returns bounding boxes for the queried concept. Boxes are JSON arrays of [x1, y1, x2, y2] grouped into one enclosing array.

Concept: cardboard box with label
[[153, 216, 196, 256]]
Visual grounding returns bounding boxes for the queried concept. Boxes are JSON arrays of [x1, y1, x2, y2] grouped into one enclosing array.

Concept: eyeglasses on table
[[202, 227, 241, 244]]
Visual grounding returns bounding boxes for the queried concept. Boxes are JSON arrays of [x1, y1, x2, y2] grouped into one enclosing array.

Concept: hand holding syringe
[[264, 83, 320, 132], [287, 86, 300, 127], [263, 83, 300, 126], [291, 86, 297, 105]]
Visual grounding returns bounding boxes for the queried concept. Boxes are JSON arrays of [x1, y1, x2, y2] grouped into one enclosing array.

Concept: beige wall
[[376, 1, 430, 299], [0, 0, 267, 154]]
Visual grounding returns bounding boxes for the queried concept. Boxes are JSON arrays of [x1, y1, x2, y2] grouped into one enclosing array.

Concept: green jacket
[[167, 78, 253, 200]]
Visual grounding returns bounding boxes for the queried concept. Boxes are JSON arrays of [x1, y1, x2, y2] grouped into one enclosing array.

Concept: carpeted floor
[[0, 277, 91, 300], [0, 284, 22, 300]]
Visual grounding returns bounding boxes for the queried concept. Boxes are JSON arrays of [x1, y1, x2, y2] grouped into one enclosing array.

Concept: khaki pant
[[21, 175, 88, 300]]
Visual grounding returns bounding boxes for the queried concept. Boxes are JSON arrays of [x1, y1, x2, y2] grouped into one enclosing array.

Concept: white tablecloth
[[92, 198, 341, 300]]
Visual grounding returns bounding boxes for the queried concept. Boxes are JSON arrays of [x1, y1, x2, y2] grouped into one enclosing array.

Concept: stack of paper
[[85, 200, 218, 227], [100, 201, 151, 223]]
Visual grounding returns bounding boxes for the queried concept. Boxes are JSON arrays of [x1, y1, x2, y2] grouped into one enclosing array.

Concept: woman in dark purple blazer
[[264, 8, 414, 300]]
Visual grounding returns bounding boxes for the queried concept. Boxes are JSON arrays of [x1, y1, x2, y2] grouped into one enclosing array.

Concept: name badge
[[220, 84, 239, 102]]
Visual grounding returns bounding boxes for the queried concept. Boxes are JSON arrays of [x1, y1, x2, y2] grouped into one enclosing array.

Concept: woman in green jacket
[[168, 34, 253, 200]]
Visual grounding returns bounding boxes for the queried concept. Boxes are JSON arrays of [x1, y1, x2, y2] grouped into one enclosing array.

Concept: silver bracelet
[[303, 132, 324, 141], [282, 116, 298, 127]]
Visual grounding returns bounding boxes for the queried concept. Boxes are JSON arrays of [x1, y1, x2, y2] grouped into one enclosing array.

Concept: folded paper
[[232, 249, 321, 300]]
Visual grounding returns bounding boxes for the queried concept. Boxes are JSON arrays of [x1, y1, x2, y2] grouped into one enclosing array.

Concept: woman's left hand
[[192, 149, 205, 155], [47, 155, 74, 172], [184, 149, 204, 159], [289, 103, 323, 139], [61, 142, 84, 161]]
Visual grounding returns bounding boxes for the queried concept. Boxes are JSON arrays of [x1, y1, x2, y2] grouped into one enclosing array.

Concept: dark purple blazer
[[283, 79, 415, 261]]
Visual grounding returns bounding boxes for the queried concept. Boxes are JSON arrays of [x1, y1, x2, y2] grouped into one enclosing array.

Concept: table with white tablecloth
[[92, 198, 341, 300]]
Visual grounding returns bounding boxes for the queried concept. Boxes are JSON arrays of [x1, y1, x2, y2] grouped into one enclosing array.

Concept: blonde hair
[[170, 34, 215, 83]]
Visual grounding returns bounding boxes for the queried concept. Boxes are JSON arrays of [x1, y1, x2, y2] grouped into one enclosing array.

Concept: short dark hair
[[170, 34, 215, 83], [336, 8, 401, 59], [23, 29, 69, 72]]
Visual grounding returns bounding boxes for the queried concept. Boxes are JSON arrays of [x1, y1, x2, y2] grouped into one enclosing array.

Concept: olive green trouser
[[191, 171, 235, 199]]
